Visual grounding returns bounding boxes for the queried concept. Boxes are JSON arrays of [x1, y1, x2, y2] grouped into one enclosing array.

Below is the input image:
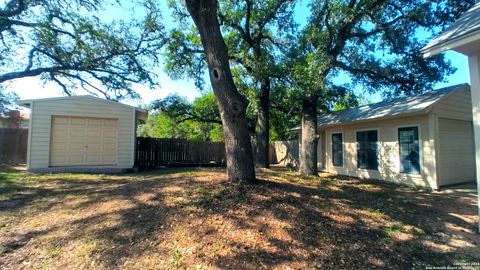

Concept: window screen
[[398, 127, 420, 173], [356, 130, 378, 170], [332, 133, 343, 167]]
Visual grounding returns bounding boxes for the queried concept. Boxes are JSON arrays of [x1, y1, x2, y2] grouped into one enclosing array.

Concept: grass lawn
[[0, 166, 478, 269]]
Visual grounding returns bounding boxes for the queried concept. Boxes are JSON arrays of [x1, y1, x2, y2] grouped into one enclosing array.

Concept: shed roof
[[315, 84, 469, 128], [18, 95, 147, 120], [422, 2, 480, 57], [18, 95, 145, 111]]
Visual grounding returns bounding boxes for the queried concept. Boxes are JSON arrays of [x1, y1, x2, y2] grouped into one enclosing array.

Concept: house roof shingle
[[316, 84, 470, 128]]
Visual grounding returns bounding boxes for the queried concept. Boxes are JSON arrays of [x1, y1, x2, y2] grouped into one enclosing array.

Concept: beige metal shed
[[18, 95, 147, 172]]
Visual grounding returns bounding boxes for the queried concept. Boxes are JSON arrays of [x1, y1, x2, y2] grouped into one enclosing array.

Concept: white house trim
[[422, 2, 480, 231], [468, 54, 480, 233], [422, 31, 480, 58]]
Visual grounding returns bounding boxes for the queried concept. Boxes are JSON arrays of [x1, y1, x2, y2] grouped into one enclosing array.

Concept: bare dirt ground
[[0, 166, 478, 269]]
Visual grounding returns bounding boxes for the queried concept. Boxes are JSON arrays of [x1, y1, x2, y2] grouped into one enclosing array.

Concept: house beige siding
[[314, 87, 475, 189], [28, 97, 135, 169], [437, 118, 475, 185], [322, 114, 436, 188], [431, 87, 473, 121], [431, 87, 475, 186]]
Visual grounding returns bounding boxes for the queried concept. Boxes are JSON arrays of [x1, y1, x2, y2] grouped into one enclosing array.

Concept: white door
[[438, 118, 476, 186], [50, 116, 118, 166]]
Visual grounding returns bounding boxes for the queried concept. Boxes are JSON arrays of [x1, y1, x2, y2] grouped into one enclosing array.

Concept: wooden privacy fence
[[135, 137, 226, 168], [0, 128, 28, 164], [270, 140, 299, 167]]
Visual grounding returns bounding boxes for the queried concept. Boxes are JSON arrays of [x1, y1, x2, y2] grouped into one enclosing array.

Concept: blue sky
[[9, 0, 471, 107]]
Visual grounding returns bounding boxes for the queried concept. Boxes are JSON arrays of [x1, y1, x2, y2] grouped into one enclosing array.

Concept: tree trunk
[[299, 95, 318, 175], [185, 0, 256, 183], [256, 78, 270, 168]]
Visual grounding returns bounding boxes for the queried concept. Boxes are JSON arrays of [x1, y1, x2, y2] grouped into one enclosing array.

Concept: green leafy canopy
[[288, 0, 475, 103], [0, 0, 166, 100], [139, 93, 224, 141]]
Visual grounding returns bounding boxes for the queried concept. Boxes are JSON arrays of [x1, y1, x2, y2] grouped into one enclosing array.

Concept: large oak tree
[[219, 0, 295, 168], [185, 0, 256, 183], [166, 0, 296, 168]]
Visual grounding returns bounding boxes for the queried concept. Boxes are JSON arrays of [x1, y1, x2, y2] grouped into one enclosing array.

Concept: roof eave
[[422, 30, 480, 57], [316, 109, 433, 130], [286, 84, 469, 132], [135, 109, 148, 121], [17, 100, 33, 108]]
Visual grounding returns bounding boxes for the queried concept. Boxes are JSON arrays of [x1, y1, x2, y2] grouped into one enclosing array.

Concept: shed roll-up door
[[50, 116, 118, 166], [438, 118, 475, 186]]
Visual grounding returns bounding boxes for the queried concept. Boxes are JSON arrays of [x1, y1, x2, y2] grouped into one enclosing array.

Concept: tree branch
[[0, 0, 25, 17], [245, 0, 252, 41], [255, 0, 289, 36], [270, 101, 299, 116], [335, 60, 410, 85], [178, 116, 222, 125], [49, 73, 72, 96], [0, 66, 69, 83], [218, 11, 252, 45]]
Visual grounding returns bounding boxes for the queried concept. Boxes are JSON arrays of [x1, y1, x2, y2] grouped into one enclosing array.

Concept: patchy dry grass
[[0, 166, 478, 269]]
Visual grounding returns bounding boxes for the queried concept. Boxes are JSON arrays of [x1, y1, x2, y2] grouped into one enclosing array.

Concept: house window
[[332, 133, 343, 167], [398, 127, 420, 174], [356, 130, 378, 170]]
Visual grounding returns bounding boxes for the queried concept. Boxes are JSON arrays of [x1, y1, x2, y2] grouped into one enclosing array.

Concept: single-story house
[[18, 95, 147, 172], [312, 84, 475, 190]]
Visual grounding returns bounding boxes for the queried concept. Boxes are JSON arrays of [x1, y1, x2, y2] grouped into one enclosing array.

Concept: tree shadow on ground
[[200, 169, 479, 269], [0, 167, 478, 269], [0, 168, 209, 269]]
